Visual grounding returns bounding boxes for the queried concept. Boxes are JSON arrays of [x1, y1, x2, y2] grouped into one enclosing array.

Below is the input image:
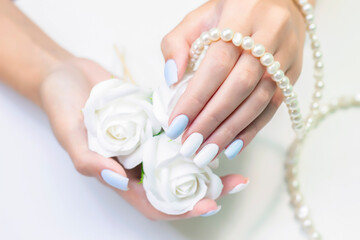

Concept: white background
[[1, 0, 360, 239]]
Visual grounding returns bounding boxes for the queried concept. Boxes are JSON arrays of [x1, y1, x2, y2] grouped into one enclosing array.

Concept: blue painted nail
[[200, 206, 222, 217], [164, 59, 178, 87], [101, 169, 129, 191], [224, 139, 244, 160], [165, 114, 189, 139]]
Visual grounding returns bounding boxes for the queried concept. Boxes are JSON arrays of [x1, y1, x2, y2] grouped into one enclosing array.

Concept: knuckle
[[257, 83, 274, 104], [161, 34, 174, 52], [183, 11, 196, 22], [208, 48, 233, 72], [236, 65, 259, 91], [187, 92, 206, 108], [207, 112, 223, 126], [72, 156, 90, 176]]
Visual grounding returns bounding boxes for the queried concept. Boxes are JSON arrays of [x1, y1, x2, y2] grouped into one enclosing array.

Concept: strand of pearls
[[285, 1, 325, 239], [188, 28, 306, 138], [285, 94, 360, 240]]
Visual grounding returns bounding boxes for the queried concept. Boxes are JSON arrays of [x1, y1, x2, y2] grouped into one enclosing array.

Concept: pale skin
[[162, 0, 315, 159], [0, 0, 247, 220]]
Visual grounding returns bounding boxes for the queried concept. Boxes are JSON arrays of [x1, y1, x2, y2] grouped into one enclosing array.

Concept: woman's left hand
[[161, 0, 307, 165]]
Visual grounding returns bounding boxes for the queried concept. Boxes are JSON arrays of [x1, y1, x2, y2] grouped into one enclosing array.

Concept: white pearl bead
[[310, 231, 321, 240], [209, 28, 220, 41], [290, 108, 301, 118], [267, 61, 280, 75], [308, 23, 317, 32], [242, 36, 254, 50], [232, 32, 243, 46], [290, 192, 303, 207], [313, 91, 322, 100], [311, 40, 320, 50], [272, 70, 285, 82], [315, 80, 324, 89], [283, 85, 294, 97], [292, 115, 303, 124], [296, 205, 310, 219], [302, 3, 313, 15], [306, 14, 315, 23], [302, 219, 314, 233], [314, 71, 324, 79], [289, 179, 300, 191], [315, 60, 324, 70], [310, 34, 318, 42], [279, 76, 290, 89], [201, 32, 212, 45], [311, 101, 320, 110], [260, 53, 274, 66], [298, 0, 308, 6], [285, 94, 298, 105], [251, 44, 265, 57], [220, 28, 234, 42], [192, 38, 204, 51], [313, 50, 322, 60]]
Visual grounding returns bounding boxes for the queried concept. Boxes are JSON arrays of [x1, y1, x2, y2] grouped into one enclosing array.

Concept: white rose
[[142, 134, 223, 215], [83, 78, 161, 169], [152, 71, 193, 130]]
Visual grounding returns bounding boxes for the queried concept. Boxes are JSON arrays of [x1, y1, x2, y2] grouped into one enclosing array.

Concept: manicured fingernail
[[164, 59, 178, 87], [180, 132, 203, 157], [200, 205, 222, 217], [101, 169, 129, 191], [228, 179, 250, 194], [166, 114, 189, 139], [208, 158, 219, 169], [194, 143, 219, 168], [224, 139, 244, 160]]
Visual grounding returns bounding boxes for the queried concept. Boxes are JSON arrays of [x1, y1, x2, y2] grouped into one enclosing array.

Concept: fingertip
[[220, 174, 249, 197], [190, 198, 219, 217]]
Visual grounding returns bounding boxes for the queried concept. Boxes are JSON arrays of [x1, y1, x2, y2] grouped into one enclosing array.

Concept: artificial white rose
[[152, 70, 193, 130], [83, 78, 161, 169], [142, 134, 223, 215]]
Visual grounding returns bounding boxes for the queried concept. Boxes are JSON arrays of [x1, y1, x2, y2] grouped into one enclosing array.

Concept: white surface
[[1, 0, 360, 239]]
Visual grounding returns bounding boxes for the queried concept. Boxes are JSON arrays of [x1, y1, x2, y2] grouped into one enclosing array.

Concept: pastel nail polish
[[228, 179, 250, 194], [193, 143, 219, 168], [101, 169, 129, 191], [200, 206, 222, 217], [224, 139, 244, 160], [208, 158, 219, 169], [180, 132, 203, 157], [164, 59, 178, 87], [165, 114, 189, 139]]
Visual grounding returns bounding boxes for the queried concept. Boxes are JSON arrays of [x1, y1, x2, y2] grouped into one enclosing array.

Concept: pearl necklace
[[188, 0, 359, 239]]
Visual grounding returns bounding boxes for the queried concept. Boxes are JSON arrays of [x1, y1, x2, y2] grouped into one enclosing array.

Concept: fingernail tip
[[200, 205, 222, 217]]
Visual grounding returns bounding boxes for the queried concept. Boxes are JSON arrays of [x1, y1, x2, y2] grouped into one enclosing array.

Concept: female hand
[[161, 0, 308, 166], [39, 58, 247, 220]]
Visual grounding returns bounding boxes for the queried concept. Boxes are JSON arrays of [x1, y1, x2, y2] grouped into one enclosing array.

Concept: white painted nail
[[228, 179, 250, 194], [193, 143, 219, 168], [180, 133, 203, 157], [208, 158, 219, 169], [200, 205, 222, 217]]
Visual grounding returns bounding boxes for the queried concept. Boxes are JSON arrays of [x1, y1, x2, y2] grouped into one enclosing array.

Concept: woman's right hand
[[39, 57, 247, 220]]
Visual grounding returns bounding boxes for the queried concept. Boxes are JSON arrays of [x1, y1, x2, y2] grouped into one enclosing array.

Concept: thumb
[[161, 4, 214, 87], [71, 149, 129, 191]]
